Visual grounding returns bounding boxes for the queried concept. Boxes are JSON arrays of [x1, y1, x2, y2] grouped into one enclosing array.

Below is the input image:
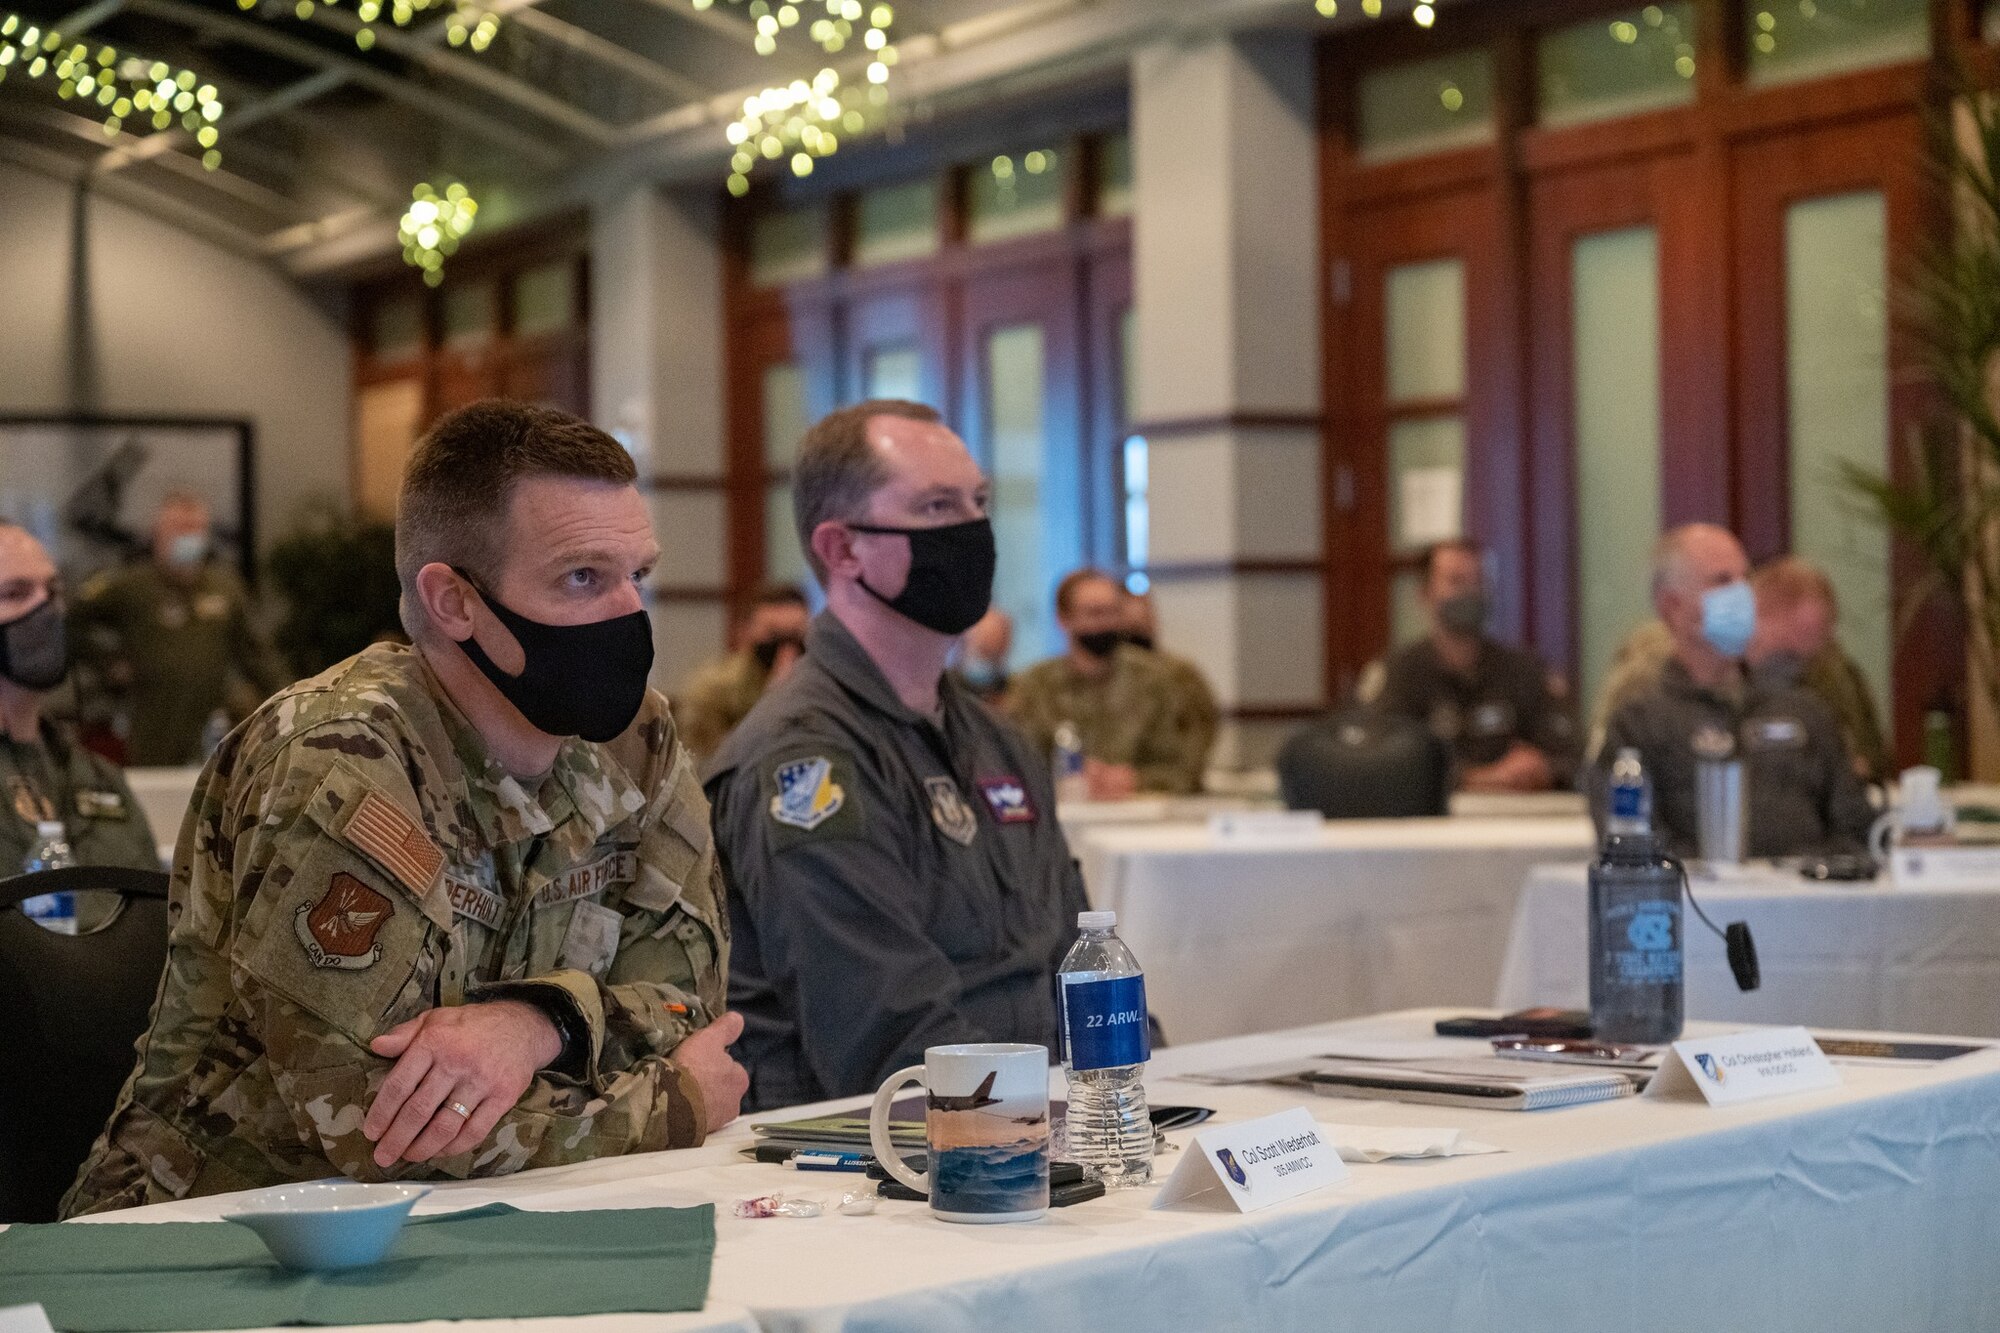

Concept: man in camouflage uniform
[[672, 585, 809, 763], [73, 492, 293, 766], [1008, 569, 1211, 796], [63, 403, 745, 1216], [0, 522, 158, 879], [1120, 588, 1219, 776]]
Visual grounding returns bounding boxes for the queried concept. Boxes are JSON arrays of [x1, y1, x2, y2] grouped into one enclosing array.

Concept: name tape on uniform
[[444, 874, 506, 929], [535, 850, 638, 908], [1644, 1026, 1841, 1107], [1153, 1106, 1349, 1213]]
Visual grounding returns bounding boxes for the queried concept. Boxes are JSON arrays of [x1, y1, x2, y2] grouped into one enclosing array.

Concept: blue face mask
[[1700, 580, 1756, 660], [167, 532, 209, 569]]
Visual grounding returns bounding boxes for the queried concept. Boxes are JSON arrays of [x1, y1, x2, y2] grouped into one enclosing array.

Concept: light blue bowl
[[225, 1180, 432, 1272]]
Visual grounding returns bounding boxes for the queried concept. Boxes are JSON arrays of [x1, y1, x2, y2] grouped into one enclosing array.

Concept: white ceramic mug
[[869, 1042, 1050, 1224]]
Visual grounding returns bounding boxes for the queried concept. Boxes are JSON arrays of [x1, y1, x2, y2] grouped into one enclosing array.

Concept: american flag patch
[[342, 790, 445, 894]]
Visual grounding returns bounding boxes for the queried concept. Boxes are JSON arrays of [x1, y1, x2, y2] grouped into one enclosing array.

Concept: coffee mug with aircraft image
[[868, 1043, 1051, 1223]]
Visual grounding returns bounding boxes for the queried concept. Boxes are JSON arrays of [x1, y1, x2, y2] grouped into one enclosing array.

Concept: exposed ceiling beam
[[508, 6, 711, 104], [0, 128, 269, 260], [300, 3, 620, 146], [52, 0, 126, 37], [125, 0, 567, 168], [15, 102, 307, 220], [625, 0, 762, 46]]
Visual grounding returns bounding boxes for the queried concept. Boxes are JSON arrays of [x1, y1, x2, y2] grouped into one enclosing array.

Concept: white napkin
[[1318, 1122, 1504, 1164]]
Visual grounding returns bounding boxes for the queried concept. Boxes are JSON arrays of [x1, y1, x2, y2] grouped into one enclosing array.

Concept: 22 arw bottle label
[[1063, 975, 1151, 1071]]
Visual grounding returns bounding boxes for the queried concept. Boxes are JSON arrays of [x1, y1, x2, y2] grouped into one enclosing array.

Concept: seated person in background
[[0, 522, 158, 878], [1748, 556, 1892, 784], [1008, 570, 1210, 797], [63, 401, 745, 1216], [708, 400, 1086, 1112], [1365, 539, 1576, 792], [952, 606, 1014, 705], [673, 585, 809, 763], [1585, 618, 1674, 764], [72, 491, 292, 766], [1121, 588, 1220, 775], [1592, 524, 1873, 859]]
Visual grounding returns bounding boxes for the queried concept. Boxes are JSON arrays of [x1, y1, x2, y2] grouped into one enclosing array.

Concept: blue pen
[[791, 1150, 868, 1172]]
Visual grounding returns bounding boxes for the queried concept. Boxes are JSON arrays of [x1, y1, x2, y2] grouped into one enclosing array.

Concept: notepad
[[1290, 1056, 1637, 1111]]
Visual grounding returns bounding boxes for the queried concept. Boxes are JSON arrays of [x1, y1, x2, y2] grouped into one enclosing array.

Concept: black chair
[[0, 865, 171, 1222], [1277, 707, 1451, 820]]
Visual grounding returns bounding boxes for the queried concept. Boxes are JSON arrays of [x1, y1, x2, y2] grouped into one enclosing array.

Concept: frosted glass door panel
[[1573, 225, 1664, 716], [864, 345, 923, 404], [1786, 191, 1891, 726], [986, 324, 1057, 657], [1389, 417, 1465, 557], [1386, 259, 1467, 403]]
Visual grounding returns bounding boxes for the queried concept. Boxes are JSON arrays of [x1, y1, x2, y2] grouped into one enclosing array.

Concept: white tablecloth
[[124, 766, 201, 866], [1072, 817, 1596, 1043], [1495, 862, 2000, 1036], [75, 1009, 2000, 1332]]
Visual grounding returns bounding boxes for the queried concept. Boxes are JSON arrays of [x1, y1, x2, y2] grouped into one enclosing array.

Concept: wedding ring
[[448, 1100, 474, 1118]]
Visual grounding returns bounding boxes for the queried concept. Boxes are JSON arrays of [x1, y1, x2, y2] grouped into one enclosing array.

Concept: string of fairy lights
[[0, 12, 228, 167], [231, 0, 502, 53], [723, 0, 897, 195]]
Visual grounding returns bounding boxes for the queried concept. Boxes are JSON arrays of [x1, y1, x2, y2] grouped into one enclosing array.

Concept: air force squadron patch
[[926, 776, 978, 846], [771, 756, 845, 831], [977, 776, 1037, 824]]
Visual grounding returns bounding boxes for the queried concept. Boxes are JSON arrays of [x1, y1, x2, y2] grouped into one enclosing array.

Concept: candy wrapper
[[733, 1192, 824, 1219]]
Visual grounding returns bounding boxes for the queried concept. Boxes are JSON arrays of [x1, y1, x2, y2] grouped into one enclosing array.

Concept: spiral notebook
[[1287, 1056, 1638, 1111]]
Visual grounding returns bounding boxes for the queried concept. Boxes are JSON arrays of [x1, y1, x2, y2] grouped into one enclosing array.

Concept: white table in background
[[85, 1008, 2000, 1333], [124, 766, 201, 865], [1072, 816, 1595, 1043], [1447, 790, 1588, 819], [1495, 861, 2000, 1036]]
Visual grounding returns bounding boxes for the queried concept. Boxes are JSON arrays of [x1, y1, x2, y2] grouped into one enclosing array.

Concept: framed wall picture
[[0, 414, 256, 587]]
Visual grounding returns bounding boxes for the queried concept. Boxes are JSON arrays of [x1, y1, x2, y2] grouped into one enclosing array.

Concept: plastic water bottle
[[1058, 910, 1153, 1187], [1053, 721, 1088, 803], [1587, 824, 1684, 1045], [1607, 746, 1651, 837], [201, 709, 232, 759], [19, 820, 79, 936]]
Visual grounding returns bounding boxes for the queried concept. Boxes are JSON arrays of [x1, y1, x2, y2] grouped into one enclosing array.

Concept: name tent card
[[1644, 1027, 1841, 1107], [1152, 1106, 1349, 1213]]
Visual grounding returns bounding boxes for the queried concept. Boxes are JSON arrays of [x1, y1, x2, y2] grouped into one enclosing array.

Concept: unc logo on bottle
[[1626, 909, 1675, 952]]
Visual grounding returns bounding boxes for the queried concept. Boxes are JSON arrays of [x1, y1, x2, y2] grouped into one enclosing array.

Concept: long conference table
[[1496, 861, 2000, 1036], [1070, 815, 1597, 1043], [63, 1008, 2000, 1332]]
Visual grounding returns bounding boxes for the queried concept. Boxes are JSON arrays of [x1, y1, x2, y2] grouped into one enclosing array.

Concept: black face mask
[[1437, 591, 1489, 636], [1121, 630, 1156, 653], [451, 571, 655, 744], [849, 517, 995, 636], [1076, 630, 1123, 660], [751, 634, 805, 672], [0, 598, 69, 691]]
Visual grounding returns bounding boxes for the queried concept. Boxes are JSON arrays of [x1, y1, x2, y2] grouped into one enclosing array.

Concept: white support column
[[1131, 33, 1323, 768], [591, 183, 732, 698]]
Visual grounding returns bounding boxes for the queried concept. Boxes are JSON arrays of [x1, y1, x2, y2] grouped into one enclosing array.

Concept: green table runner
[[0, 1202, 715, 1332]]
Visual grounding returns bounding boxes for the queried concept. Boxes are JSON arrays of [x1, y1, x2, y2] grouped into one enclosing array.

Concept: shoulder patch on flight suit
[[977, 776, 1037, 824], [762, 749, 864, 849], [1469, 701, 1517, 738], [296, 872, 393, 970], [341, 789, 445, 895], [9, 776, 54, 825], [1748, 717, 1806, 750], [194, 592, 231, 620], [770, 756, 846, 830]]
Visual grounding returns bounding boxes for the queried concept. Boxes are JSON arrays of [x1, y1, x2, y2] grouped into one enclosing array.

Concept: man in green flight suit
[[0, 522, 159, 879], [63, 402, 746, 1216], [72, 491, 293, 766]]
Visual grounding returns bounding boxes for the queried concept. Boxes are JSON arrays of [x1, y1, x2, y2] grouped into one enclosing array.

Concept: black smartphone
[[1435, 1007, 1593, 1039], [1049, 1178, 1107, 1208]]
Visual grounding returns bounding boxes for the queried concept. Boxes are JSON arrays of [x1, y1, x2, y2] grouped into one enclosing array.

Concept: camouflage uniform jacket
[[73, 560, 293, 766], [672, 649, 770, 765], [61, 642, 728, 1217], [1007, 645, 1210, 795], [1801, 646, 1892, 784]]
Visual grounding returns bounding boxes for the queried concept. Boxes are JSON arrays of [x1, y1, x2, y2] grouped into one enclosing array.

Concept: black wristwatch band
[[470, 984, 591, 1079]]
